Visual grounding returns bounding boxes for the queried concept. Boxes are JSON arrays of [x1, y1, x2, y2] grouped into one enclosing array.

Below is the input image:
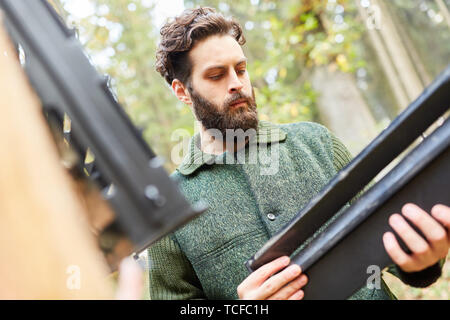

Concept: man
[[148, 7, 449, 300]]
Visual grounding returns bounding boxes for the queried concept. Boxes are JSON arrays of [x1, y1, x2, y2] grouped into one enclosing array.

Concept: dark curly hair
[[155, 7, 246, 86]]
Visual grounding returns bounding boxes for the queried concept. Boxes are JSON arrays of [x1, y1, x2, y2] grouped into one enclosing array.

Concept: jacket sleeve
[[147, 234, 206, 299], [330, 132, 444, 288]]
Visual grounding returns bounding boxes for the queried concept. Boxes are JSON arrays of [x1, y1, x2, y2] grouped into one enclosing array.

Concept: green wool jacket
[[147, 121, 439, 300]]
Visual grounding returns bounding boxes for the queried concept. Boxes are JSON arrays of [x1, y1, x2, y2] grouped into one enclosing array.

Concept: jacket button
[[267, 213, 276, 221]]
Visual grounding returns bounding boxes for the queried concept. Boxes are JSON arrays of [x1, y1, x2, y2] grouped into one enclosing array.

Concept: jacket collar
[[177, 121, 287, 176]]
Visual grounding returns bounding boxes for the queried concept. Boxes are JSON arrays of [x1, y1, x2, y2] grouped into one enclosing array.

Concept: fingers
[[389, 213, 431, 258], [431, 204, 450, 230], [384, 204, 450, 272], [237, 256, 307, 300], [248, 264, 302, 300], [240, 256, 290, 290], [267, 274, 308, 300], [256, 264, 302, 299], [402, 204, 449, 259], [383, 232, 416, 272], [288, 289, 305, 300]]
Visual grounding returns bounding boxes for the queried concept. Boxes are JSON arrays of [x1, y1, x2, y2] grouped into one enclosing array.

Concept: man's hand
[[237, 256, 308, 300], [383, 203, 450, 273]]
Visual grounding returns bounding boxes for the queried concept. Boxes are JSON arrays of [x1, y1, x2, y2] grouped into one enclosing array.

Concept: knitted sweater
[[147, 121, 440, 300]]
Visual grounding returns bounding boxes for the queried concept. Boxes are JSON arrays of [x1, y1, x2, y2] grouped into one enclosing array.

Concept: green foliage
[[57, 0, 367, 171], [54, 0, 450, 300], [187, 0, 365, 124], [59, 0, 196, 172]]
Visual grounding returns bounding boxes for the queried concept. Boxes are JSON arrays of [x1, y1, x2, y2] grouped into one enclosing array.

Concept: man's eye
[[237, 69, 246, 75], [209, 75, 223, 80]]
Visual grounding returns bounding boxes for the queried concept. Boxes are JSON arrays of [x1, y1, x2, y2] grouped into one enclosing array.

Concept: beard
[[188, 86, 259, 138]]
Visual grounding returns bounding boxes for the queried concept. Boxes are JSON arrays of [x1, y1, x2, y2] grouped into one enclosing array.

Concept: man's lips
[[229, 99, 248, 107]]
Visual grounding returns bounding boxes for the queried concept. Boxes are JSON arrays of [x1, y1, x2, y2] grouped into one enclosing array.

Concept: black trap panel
[[295, 118, 449, 300], [0, 0, 206, 257], [246, 66, 450, 273], [246, 64, 449, 299]]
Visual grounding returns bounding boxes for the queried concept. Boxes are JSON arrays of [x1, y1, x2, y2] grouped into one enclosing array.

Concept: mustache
[[224, 92, 253, 108]]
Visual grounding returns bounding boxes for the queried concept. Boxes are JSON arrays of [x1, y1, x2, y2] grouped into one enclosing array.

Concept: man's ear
[[172, 79, 192, 105]]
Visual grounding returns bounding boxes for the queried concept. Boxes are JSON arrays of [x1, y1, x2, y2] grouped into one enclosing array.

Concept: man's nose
[[228, 70, 244, 94]]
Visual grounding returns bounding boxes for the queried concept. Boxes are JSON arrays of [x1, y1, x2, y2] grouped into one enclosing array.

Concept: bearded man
[[147, 7, 450, 300]]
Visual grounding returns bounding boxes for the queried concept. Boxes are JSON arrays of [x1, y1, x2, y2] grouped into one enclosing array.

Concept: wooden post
[[0, 18, 114, 299]]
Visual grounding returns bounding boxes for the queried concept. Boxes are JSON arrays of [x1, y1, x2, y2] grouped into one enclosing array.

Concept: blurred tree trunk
[[357, 0, 426, 110], [312, 11, 378, 154], [435, 0, 450, 29], [311, 66, 378, 155]]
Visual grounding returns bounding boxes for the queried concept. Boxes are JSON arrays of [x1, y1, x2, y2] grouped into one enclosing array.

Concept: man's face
[[187, 35, 258, 135]]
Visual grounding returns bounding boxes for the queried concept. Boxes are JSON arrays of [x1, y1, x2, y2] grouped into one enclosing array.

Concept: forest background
[[51, 0, 450, 299]]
